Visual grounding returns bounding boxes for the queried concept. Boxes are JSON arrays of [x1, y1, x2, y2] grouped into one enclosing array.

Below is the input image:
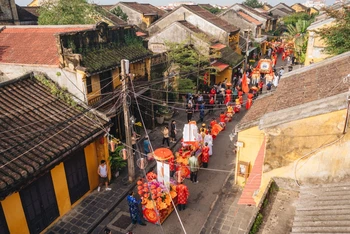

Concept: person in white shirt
[[98, 160, 111, 192]]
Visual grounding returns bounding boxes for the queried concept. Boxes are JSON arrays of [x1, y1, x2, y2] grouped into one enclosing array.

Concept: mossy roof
[[219, 47, 244, 67], [81, 45, 152, 74]]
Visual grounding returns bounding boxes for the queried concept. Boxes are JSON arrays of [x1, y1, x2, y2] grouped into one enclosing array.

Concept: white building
[[304, 0, 326, 9]]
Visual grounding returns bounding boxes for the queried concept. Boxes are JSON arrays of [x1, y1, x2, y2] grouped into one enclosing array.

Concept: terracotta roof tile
[[0, 73, 110, 199], [210, 43, 227, 50], [0, 27, 91, 66], [177, 20, 207, 34], [238, 138, 266, 205], [211, 61, 229, 71], [238, 10, 263, 25], [120, 2, 166, 16], [185, 5, 239, 33]]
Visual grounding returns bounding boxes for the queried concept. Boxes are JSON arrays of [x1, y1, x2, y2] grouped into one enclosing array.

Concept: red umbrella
[[153, 148, 173, 161]]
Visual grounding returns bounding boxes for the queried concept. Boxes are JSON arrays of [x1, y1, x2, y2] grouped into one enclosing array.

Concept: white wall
[[148, 7, 228, 43], [0, 64, 86, 102]]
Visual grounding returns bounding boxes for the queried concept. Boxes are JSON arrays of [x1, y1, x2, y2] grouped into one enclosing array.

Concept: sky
[[16, 0, 336, 7]]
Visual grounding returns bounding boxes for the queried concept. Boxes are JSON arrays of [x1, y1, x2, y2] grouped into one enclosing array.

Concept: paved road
[[91, 107, 243, 234]]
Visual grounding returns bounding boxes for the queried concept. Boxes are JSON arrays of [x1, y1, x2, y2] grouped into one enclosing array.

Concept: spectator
[[97, 160, 111, 192]]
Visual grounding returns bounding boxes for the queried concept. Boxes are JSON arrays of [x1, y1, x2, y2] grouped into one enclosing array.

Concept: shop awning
[[237, 138, 266, 205], [211, 61, 229, 72]]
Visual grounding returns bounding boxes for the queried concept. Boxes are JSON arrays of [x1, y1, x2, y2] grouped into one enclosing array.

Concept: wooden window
[[86, 76, 92, 93], [0, 204, 9, 234], [64, 149, 90, 204], [20, 173, 59, 234]]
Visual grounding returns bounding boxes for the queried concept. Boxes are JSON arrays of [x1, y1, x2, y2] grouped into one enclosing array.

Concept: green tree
[[165, 41, 209, 78], [315, 6, 350, 55], [283, 20, 311, 63], [283, 12, 315, 26], [243, 0, 263, 8], [110, 6, 128, 21], [203, 6, 222, 14], [38, 0, 96, 25]]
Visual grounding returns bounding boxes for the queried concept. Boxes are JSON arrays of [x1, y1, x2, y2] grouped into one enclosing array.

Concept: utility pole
[[121, 59, 135, 183], [245, 29, 250, 72], [196, 53, 200, 93]]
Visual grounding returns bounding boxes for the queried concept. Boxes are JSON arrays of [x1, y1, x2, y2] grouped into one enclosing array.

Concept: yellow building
[[0, 73, 111, 234], [305, 17, 335, 65], [57, 22, 154, 137], [291, 3, 309, 13], [235, 51, 350, 206], [209, 44, 244, 85], [307, 7, 319, 15]]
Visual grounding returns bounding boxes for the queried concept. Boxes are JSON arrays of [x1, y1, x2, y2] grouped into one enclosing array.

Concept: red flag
[[242, 72, 249, 93]]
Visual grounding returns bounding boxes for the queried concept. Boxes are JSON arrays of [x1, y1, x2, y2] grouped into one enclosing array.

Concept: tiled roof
[[237, 93, 276, 129], [238, 138, 266, 205], [238, 51, 350, 130], [238, 10, 262, 25], [238, 4, 273, 20], [211, 61, 229, 71], [276, 8, 293, 14], [16, 5, 39, 22], [0, 26, 91, 66], [0, 73, 110, 199], [291, 3, 308, 10], [120, 2, 166, 16], [219, 46, 244, 67], [178, 20, 207, 34], [81, 45, 152, 74], [100, 5, 115, 11], [184, 5, 239, 33], [94, 5, 127, 26], [272, 2, 295, 12]]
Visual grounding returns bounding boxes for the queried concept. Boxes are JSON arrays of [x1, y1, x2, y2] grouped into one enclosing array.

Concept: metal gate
[[20, 173, 59, 234], [64, 149, 90, 204]]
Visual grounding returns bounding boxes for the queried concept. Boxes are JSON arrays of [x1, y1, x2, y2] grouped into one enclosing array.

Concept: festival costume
[[127, 195, 143, 224], [204, 134, 213, 156], [234, 99, 241, 113], [202, 146, 210, 168], [176, 184, 189, 210], [224, 89, 232, 104], [226, 105, 234, 121]]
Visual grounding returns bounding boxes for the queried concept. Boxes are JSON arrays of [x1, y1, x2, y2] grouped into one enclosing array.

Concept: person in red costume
[[169, 155, 175, 178], [224, 89, 232, 105], [202, 142, 210, 168], [210, 87, 216, 99], [176, 182, 189, 211], [246, 93, 253, 110], [209, 96, 215, 114], [234, 98, 241, 113], [238, 91, 243, 105]]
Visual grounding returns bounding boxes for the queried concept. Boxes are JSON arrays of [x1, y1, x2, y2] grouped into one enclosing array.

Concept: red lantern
[[99, 137, 104, 144], [110, 141, 115, 152], [122, 149, 127, 160]]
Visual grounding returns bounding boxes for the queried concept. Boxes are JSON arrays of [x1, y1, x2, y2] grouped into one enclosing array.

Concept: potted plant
[[109, 145, 127, 178], [155, 111, 165, 124]]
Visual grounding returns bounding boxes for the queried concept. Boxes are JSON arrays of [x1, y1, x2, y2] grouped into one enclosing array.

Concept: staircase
[[291, 182, 350, 233]]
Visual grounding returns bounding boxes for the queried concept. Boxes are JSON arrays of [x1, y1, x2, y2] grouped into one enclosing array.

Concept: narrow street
[[90, 106, 247, 234]]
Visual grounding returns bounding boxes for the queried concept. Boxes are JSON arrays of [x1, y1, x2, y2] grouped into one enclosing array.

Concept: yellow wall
[[87, 73, 102, 101], [84, 141, 100, 189], [236, 126, 265, 187], [291, 4, 307, 12], [142, 15, 157, 27], [229, 33, 240, 53], [238, 109, 349, 205], [1, 193, 29, 234], [51, 163, 71, 217], [95, 137, 111, 181], [308, 8, 318, 15], [215, 68, 232, 84], [112, 68, 121, 89]]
